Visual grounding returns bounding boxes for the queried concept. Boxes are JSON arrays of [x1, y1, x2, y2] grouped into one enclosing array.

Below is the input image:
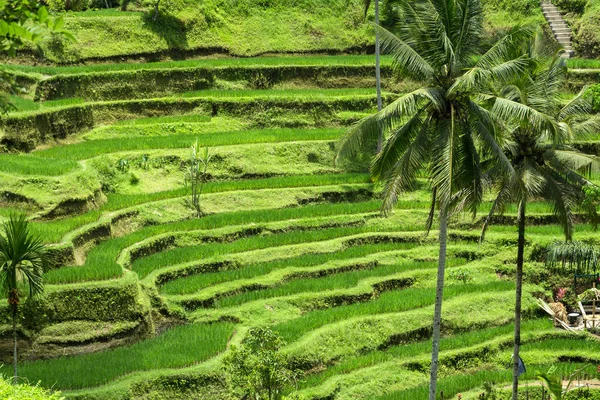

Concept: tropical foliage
[[0, 213, 46, 383], [336, 0, 532, 398], [481, 46, 600, 399], [223, 327, 300, 400]]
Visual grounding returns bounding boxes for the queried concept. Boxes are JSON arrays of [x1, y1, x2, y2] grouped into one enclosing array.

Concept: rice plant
[[160, 242, 413, 295], [35, 128, 344, 160], [0, 322, 234, 390], [0, 154, 79, 176], [3, 55, 393, 75], [215, 259, 442, 308], [273, 280, 515, 343], [44, 201, 383, 283]]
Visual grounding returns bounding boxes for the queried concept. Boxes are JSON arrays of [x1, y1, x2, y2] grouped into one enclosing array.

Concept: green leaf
[[53, 16, 64, 31], [37, 6, 48, 23]]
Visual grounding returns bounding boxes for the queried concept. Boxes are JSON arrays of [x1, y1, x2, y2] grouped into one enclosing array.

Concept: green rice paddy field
[[1, 47, 600, 400]]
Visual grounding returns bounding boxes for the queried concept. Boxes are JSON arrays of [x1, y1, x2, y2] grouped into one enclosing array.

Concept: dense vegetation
[[0, 0, 600, 399]]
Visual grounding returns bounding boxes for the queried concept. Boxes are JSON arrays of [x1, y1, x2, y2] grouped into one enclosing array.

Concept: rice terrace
[[5, 0, 600, 399]]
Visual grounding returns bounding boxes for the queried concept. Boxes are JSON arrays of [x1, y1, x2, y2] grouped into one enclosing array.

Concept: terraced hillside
[[2, 54, 600, 400]]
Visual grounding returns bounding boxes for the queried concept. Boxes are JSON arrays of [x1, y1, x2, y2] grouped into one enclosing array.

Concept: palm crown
[[482, 53, 600, 241], [337, 0, 532, 219], [0, 214, 45, 308]]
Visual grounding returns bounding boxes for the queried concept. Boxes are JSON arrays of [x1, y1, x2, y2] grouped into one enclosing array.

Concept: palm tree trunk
[[375, 0, 383, 152], [428, 205, 448, 400], [12, 304, 17, 385], [512, 200, 526, 400]]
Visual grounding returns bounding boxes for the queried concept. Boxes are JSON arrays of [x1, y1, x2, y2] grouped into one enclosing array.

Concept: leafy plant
[[140, 153, 150, 170], [546, 240, 599, 275], [223, 326, 301, 400], [538, 364, 592, 400], [0, 213, 47, 384], [116, 158, 130, 172], [183, 140, 212, 218], [449, 269, 473, 285], [553, 0, 587, 14], [579, 287, 600, 302], [477, 381, 504, 400]]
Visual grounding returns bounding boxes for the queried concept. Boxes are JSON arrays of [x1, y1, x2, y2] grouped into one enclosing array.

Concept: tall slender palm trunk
[[429, 205, 448, 400], [512, 200, 526, 400], [374, 0, 383, 152], [12, 304, 17, 385]]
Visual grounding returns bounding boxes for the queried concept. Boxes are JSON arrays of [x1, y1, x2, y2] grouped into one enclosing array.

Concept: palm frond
[[480, 179, 512, 243], [492, 96, 559, 136], [375, 24, 435, 82], [378, 119, 431, 213], [452, 0, 484, 66], [372, 110, 427, 182], [477, 25, 534, 69], [335, 113, 380, 164]]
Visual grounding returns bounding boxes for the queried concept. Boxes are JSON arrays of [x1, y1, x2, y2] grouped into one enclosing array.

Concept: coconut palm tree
[[481, 52, 600, 400], [336, 1, 532, 398], [0, 213, 46, 384]]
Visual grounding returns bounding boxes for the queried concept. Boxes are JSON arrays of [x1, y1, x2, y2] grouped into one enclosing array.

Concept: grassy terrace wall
[[0, 93, 391, 151], [33, 65, 397, 101]]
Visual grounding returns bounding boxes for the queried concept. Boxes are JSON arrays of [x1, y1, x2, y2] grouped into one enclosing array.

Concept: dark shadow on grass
[[142, 11, 189, 51]]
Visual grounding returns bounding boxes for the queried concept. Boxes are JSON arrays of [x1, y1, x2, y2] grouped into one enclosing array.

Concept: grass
[[214, 259, 450, 308], [131, 224, 414, 280], [273, 280, 516, 343], [28, 173, 370, 244], [114, 114, 212, 125], [298, 319, 553, 390], [3, 55, 393, 76], [160, 242, 414, 295], [0, 154, 79, 176], [180, 88, 387, 99], [34, 128, 343, 160], [0, 322, 234, 390], [568, 58, 600, 69], [8, 95, 39, 111], [373, 363, 598, 400], [43, 201, 383, 284]]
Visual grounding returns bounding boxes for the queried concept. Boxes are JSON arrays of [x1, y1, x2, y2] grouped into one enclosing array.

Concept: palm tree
[[0, 213, 46, 384], [336, 1, 531, 398], [481, 52, 600, 400]]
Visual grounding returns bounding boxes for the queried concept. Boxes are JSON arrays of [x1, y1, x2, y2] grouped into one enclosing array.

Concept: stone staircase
[[541, 1, 575, 57]]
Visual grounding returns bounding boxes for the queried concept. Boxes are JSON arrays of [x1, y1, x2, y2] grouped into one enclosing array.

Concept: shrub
[[223, 327, 301, 400], [554, 0, 588, 14], [573, 14, 600, 59], [89, 156, 119, 193], [0, 375, 63, 399], [481, 0, 539, 14]]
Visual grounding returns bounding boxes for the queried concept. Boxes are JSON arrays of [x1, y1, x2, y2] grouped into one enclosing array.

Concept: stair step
[[542, 2, 574, 57]]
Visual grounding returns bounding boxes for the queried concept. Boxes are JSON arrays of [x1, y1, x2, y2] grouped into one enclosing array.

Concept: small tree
[[0, 213, 47, 384], [184, 140, 211, 218], [223, 327, 300, 400]]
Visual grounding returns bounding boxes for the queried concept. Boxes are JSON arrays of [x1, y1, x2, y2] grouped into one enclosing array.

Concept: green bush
[[0, 375, 63, 399], [554, 0, 588, 14], [573, 11, 600, 58], [89, 156, 120, 193], [482, 0, 539, 14], [46, 0, 90, 11]]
